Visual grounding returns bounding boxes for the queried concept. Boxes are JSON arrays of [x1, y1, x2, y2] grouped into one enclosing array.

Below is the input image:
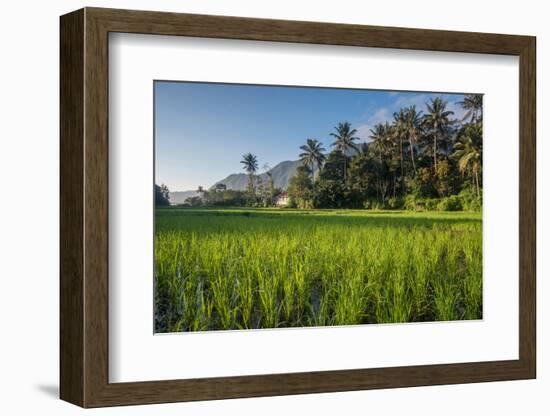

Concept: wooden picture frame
[[60, 7, 536, 408]]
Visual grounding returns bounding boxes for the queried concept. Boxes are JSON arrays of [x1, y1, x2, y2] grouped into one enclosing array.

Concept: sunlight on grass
[[155, 208, 482, 332]]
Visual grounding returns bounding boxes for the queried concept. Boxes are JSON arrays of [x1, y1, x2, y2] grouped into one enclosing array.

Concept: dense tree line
[[287, 95, 482, 211]]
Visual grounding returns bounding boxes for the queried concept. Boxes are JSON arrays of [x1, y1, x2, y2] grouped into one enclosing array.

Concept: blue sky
[[155, 81, 468, 191]]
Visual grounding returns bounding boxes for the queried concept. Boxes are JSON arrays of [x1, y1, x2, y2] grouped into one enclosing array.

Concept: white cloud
[[356, 107, 392, 142], [394, 93, 431, 110]]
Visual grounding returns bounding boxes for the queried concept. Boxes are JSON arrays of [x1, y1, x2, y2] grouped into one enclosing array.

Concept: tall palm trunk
[[311, 162, 316, 192], [474, 168, 480, 198], [409, 135, 416, 175], [433, 133, 438, 171], [399, 137, 404, 191], [342, 157, 347, 184], [247, 174, 254, 194]]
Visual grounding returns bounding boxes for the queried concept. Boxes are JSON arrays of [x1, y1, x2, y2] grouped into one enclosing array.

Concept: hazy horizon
[[155, 81, 469, 192]]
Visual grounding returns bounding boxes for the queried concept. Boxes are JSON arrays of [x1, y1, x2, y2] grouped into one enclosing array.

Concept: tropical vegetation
[[163, 94, 482, 212]]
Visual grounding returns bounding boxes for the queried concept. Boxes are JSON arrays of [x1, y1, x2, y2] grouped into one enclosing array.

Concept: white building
[[275, 192, 289, 206]]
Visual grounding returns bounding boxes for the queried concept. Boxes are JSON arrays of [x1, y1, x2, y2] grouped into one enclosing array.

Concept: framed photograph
[[60, 7, 536, 407]]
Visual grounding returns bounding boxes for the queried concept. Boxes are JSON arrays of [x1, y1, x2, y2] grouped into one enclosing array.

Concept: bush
[[370, 199, 386, 210], [437, 195, 462, 211], [424, 198, 440, 211], [364, 192, 480, 212], [387, 197, 404, 209], [362, 198, 385, 210], [404, 194, 421, 211], [458, 187, 482, 212], [371, 200, 385, 210], [405, 169, 437, 199]]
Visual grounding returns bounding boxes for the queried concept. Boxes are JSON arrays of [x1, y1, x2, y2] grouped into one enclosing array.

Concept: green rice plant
[[190, 280, 214, 331], [235, 263, 255, 329], [332, 269, 367, 325], [154, 208, 482, 332], [210, 265, 236, 330], [256, 262, 281, 329], [292, 260, 309, 323], [281, 271, 295, 324], [462, 237, 483, 319], [432, 277, 460, 321], [408, 234, 433, 320], [388, 241, 414, 323], [432, 242, 462, 321], [306, 286, 333, 327]]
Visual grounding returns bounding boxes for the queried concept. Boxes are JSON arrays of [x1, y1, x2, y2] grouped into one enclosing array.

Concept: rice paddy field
[[154, 208, 482, 333]]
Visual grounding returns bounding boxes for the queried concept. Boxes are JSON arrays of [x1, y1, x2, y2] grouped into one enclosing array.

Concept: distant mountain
[[169, 148, 367, 199], [169, 190, 200, 205], [214, 160, 301, 191]]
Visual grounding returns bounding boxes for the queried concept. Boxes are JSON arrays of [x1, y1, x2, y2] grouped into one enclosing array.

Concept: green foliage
[[318, 150, 346, 181], [405, 169, 434, 200], [288, 165, 314, 208], [211, 189, 248, 206], [155, 184, 170, 206], [404, 194, 421, 211], [435, 159, 453, 197], [437, 195, 463, 211], [184, 196, 203, 207], [458, 186, 482, 212], [348, 149, 375, 196], [155, 208, 482, 332], [404, 195, 463, 212], [387, 197, 404, 210], [424, 198, 440, 211], [453, 124, 483, 199], [363, 199, 386, 210], [313, 179, 347, 208]]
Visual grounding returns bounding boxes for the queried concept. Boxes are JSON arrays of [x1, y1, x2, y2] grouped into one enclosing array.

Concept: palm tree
[[369, 122, 392, 163], [457, 94, 483, 124], [299, 138, 326, 183], [403, 106, 423, 176], [330, 122, 359, 183], [369, 122, 393, 203], [422, 97, 454, 171], [453, 124, 482, 198], [392, 109, 408, 184], [262, 163, 274, 206], [240, 153, 258, 194]]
